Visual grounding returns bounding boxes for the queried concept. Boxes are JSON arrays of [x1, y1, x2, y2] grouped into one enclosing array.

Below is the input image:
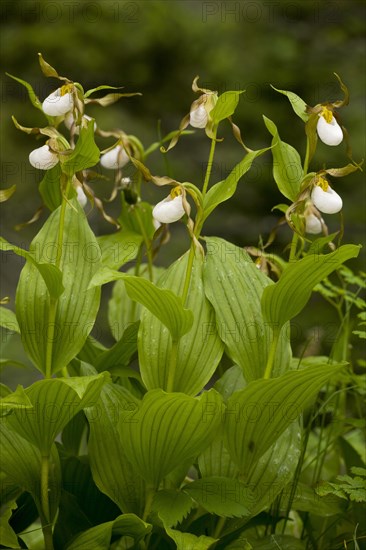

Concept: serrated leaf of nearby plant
[[165, 527, 218, 550], [152, 490, 194, 527]]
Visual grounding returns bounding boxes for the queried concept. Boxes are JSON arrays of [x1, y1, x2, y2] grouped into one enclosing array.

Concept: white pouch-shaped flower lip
[[29, 144, 59, 170], [311, 185, 343, 214], [305, 212, 323, 234], [152, 194, 186, 224], [76, 186, 88, 208], [189, 103, 208, 129], [317, 114, 343, 146], [42, 87, 74, 117], [100, 145, 129, 169]]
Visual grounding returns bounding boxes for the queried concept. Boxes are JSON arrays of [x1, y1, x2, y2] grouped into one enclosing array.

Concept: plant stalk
[[41, 455, 54, 550]]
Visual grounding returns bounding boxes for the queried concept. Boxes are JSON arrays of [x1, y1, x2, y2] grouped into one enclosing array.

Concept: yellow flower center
[[170, 186, 182, 199], [320, 106, 333, 124], [317, 176, 329, 192], [60, 83, 73, 96]]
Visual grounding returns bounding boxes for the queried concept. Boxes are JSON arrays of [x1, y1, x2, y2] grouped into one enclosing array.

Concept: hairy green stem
[[202, 126, 218, 198], [44, 176, 72, 379], [166, 339, 179, 393], [303, 135, 311, 176], [134, 207, 153, 281]]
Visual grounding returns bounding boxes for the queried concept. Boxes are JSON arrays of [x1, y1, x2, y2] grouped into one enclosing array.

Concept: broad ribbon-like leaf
[[120, 389, 223, 487], [0, 422, 61, 522], [0, 237, 64, 299], [261, 244, 361, 329], [225, 362, 345, 477], [204, 237, 291, 381], [0, 307, 20, 333], [89, 267, 193, 341], [139, 251, 224, 394], [85, 383, 145, 515], [7, 373, 109, 455], [15, 200, 101, 375], [97, 229, 143, 270], [66, 514, 151, 550]]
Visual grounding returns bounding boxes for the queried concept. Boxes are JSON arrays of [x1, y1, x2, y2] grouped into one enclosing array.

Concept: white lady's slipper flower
[[189, 103, 209, 128], [64, 112, 96, 134], [152, 192, 186, 224], [76, 186, 87, 208], [316, 107, 343, 146], [42, 85, 74, 117], [29, 144, 59, 170], [311, 178, 343, 214], [305, 213, 323, 234], [100, 145, 129, 169]]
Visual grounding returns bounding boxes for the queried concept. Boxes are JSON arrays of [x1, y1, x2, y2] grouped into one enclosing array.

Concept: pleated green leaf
[[165, 527, 218, 550], [0, 422, 61, 522], [225, 363, 345, 477], [139, 251, 224, 394], [66, 514, 151, 550], [204, 237, 291, 381], [0, 501, 19, 549], [15, 200, 101, 375], [97, 229, 143, 270], [0, 237, 64, 300], [152, 489, 194, 527], [90, 266, 194, 341], [261, 244, 361, 329], [0, 385, 32, 414], [7, 373, 109, 455], [184, 477, 251, 518], [94, 322, 139, 373], [39, 163, 62, 211], [203, 147, 269, 221], [263, 115, 303, 201], [210, 90, 244, 124], [120, 389, 223, 487], [61, 120, 100, 175], [0, 307, 19, 333], [85, 383, 145, 515], [199, 366, 244, 478], [245, 422, 301, 517], [108, 265, 164, 341]]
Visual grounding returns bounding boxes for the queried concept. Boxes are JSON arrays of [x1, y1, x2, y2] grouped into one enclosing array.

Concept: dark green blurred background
[[1, 0, 365, 383]]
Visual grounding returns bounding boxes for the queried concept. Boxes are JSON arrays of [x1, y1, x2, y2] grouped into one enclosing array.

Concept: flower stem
[[202, 126, 218, 198], [263, 327, 280, 380], [303, 134, 311, 176], [166, 339, 179, 393]]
